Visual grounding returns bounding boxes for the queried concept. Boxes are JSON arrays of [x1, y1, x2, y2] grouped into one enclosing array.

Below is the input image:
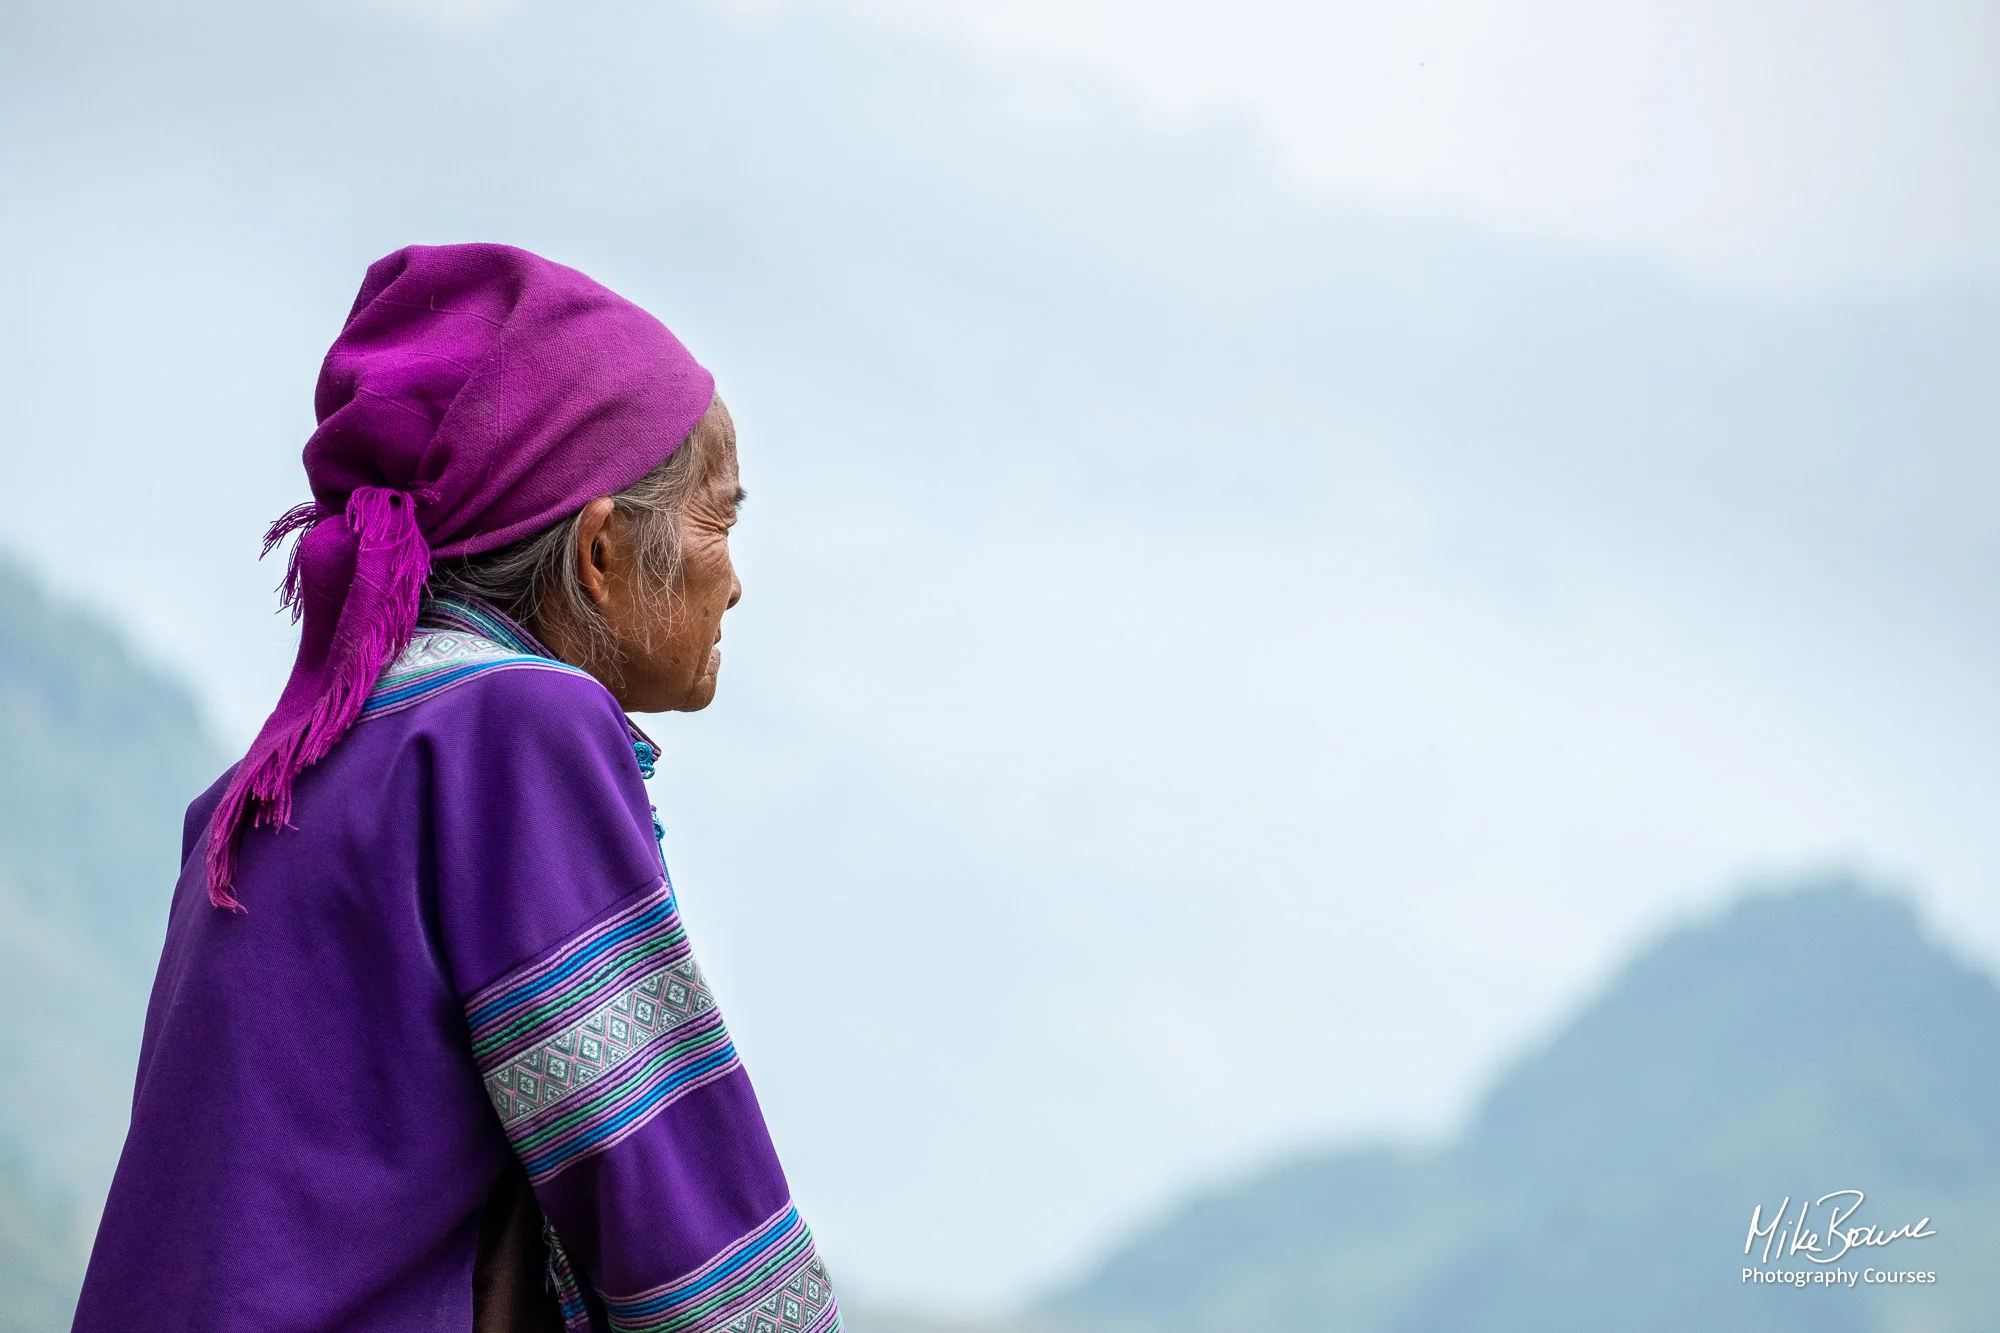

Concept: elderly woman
[[74, 245, 840, 1333]]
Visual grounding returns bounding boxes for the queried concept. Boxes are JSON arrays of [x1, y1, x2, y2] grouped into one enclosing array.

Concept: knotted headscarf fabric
[[206, 243, 714, 908]]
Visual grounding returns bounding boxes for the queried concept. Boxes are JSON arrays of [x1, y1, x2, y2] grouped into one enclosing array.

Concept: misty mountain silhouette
[[1039, 883, 2000, 1332], [0, 560, 217, 1329]]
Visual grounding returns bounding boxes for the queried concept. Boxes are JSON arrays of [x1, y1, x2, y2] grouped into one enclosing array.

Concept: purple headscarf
[[206, 243, 714, 908]]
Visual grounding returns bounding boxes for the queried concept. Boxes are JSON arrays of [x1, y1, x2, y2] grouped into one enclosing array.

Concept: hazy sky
[[371, 0, 2000, 293], [4, 0, 1999, 1311], [735, 0, 2000, 293]]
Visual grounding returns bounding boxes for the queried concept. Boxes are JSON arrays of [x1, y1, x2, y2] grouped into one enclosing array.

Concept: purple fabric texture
[[75, 626, 833, 1332], [204, 243, 714, 908]]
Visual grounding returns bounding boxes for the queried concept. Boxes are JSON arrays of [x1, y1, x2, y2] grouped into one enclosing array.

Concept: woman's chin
[[670, 663, 721, 714]]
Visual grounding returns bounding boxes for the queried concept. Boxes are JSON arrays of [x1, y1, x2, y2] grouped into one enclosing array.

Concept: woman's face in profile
[[570, 397, 744, 714]]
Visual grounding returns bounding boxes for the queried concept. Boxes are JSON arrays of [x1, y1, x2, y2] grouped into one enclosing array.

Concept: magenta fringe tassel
[[203, 487, 434, 910]]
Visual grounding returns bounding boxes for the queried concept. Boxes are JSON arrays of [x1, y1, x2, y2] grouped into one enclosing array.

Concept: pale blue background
[[2, 0, 1997, 1310]]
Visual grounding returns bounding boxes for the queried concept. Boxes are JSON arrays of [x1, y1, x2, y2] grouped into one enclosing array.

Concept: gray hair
[[425, 431, 705, 672]]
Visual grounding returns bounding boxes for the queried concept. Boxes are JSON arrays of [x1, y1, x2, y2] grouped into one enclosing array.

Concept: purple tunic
[[74, 603, 841, 1333]]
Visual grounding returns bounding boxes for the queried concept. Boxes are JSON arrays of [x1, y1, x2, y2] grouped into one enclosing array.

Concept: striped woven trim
[[468, 885, 742, 1183], [603, 1205, 842, 1333], [362, 628, 593, 720], [466, 885, 688, 1061]]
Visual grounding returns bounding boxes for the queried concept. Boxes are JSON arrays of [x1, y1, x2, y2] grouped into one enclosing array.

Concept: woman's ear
[[571, 497, 619, 609]]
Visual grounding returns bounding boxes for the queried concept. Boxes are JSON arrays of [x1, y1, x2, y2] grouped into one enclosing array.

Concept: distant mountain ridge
[[0, 557, 220, 1329], [1036, 882, 1999, 1332]]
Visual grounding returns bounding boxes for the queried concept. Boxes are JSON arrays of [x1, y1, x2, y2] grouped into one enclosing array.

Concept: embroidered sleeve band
[[601, 1205, 841, 1333], [464, 883, 741, 1183]]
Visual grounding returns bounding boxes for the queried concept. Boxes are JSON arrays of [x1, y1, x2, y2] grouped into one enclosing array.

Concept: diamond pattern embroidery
[[484, 958, 715, 1128], [714, 1259, 838, 1333], [384, 631, 499, 677]]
